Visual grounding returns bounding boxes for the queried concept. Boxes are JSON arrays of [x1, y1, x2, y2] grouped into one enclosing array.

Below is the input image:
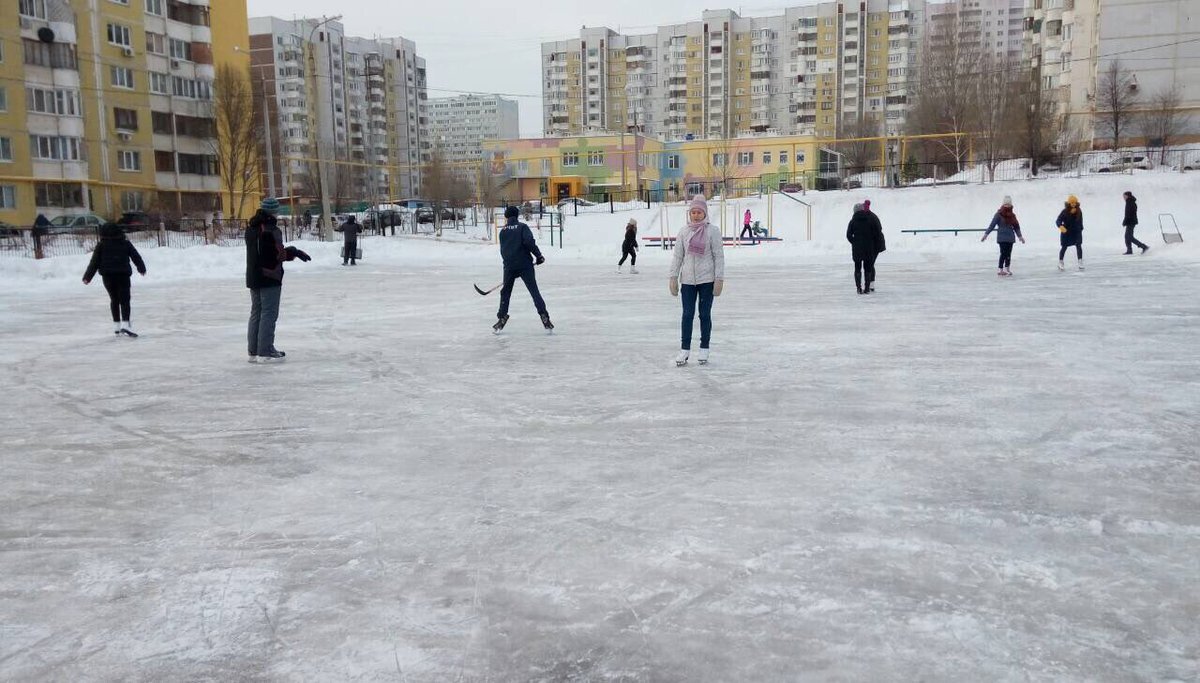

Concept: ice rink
[[2, 241, 1197, 679]]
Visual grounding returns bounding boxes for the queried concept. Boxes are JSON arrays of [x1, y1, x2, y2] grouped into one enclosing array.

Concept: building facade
[[1, 0, 245, 226], [248, 17, 428, 206], [541, 2, 924, 142], [428, 93, 519, 175]]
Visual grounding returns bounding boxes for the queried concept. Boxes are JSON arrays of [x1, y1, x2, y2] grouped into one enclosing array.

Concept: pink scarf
[[687, 221, 708, 256]]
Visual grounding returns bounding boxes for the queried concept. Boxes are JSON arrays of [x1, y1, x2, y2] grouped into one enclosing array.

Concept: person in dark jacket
[[1056, 194, 1084, 271], [981, 195, 1026, 276], [494, 205, 552, 332], [83, 223, 146, 337], [847, 203, 885, 294], [617, 218, 638, 273], [245, 197, 310, 363], [1122, 191, 1148, 255], [337, 215, 362, 265]]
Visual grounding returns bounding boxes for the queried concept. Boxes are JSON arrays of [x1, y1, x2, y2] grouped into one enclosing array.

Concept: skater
[[245, 197, 311, 363], [981, 195, 1026, 276], [1056, 194, 1084, 270], [82, 223, 146, 337], [338, 214, 362, 265], [494, 205, 553, 332], [1122, 191, 1148, 255], [847, 203, 885, 294], [668, 195, 725, 366], [739, 208, 755, 244], [617, 218, 638, 273]]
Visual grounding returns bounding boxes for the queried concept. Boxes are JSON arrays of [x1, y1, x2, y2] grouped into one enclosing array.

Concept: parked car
[[556, 197, 597, 209], [780, 183, 804, 193], [1090, 153, 1152, 173], [45, 213, 107, 234], [116, 211, 181, 231], [0, 221, 19, 238], [363, 209, 404, 231], [414, 208, 435, 224]]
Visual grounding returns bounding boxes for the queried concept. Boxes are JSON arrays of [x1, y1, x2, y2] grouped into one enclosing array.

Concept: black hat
[[504, 206, 519, 219]]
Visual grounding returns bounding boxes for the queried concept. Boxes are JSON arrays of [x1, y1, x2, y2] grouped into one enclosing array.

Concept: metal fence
[[0, 219, 250, 259]]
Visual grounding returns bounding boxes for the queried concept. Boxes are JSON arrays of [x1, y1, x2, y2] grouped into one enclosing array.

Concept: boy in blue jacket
[[494, 206, 553, 332]]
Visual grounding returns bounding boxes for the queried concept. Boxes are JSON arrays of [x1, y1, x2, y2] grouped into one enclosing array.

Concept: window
[[667, 154, 680, 169], [146, 32, 165, 55], [737, 151, 754, 166], [762, 151, 772, 164], [117, 150, 141, 171], [149, 73, 169, 94], [587, 150, 604, 166], [0, 185, 14, 209], [0, 87, 5, 112], [121, 191, 144, 211], [712, 153, 727, 166], [35, 182, 84, 208], [0, 138, 11, 161], [110, 66, 134, 89], [114, 107, 138, 130], [177, 153, 218, 175], [562, 151, 578, 167], [169, 38, 191, 61], [23, 39, 77, 69], [30, 135, 83, 161], [19, 0, 47, 19], [25, 87, 79, 115], [145, 0, 163, 15], [111, 0, 130, 5], [107, 23, 131, 47], [152, 111, 172, 134], [154, 150, 174, 171], [171, 77, 212, 99], [796, 151, 805, 163]]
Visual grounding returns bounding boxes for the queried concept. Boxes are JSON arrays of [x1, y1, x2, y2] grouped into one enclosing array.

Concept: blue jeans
[[248, 286, 282, 356], [680, 282, 714, 350]]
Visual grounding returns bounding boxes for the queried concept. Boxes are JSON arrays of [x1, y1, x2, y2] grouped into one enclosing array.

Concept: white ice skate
[[674, 350, 690, 367], [697, 348, 709, 365], [1057, 260, 1065, 272], [1004, 268, 1013, 277], [617, 264, 624, 273], [630, 266, 638, 274], [1077, 261, 1085, 271], [997, 269, 1006, 277]]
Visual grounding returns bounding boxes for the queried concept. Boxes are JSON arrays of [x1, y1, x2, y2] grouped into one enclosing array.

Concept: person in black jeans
[[338, 215, 362, 265], [83, 223, 146, 337], [617, 218, 638, 273], [494, 206, 553, 332], [846, 203, 885, 294], [1122, 191, 1148, 255]]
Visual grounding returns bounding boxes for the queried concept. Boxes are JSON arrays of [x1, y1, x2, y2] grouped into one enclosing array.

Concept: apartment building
[[541, 2, 923, 142], [0, 0, 245, 226], [248, 17, 428, 204], [428, 94, 519, 173], [927, 0, 1028, 66]]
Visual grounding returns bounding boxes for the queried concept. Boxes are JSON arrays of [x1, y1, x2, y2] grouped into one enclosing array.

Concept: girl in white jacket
[[669, 195, 725, 366]]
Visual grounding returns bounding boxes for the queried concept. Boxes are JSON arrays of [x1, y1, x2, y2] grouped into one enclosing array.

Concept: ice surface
[[1, 173, 1198, 680]]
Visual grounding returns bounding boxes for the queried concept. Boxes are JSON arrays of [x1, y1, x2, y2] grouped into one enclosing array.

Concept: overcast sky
[[246, 0, 794, 137]]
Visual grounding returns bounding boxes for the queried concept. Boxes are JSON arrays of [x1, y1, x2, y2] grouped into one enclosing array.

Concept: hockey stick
[[474, 282, 502, 296]]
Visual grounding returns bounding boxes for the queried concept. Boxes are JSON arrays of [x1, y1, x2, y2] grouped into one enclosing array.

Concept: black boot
[[493, 315, 508, 332], [540, 313, 554, 330]]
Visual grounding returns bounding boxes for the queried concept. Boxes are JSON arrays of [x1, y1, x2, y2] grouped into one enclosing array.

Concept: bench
[[900, 229, 987, 236]]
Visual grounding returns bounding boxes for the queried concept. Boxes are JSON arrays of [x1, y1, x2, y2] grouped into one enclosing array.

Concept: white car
[[1090, 153, 1152, 173]]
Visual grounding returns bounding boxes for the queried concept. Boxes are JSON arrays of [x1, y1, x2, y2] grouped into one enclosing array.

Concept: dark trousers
[[740, 224, 755, 243], [1124, 226, 1147, 252], [853, 252, 878, 290], [101, 274, 131, 322], [343, 240, 358, 265], [618, 248, 636, 266], [498, 266, 547, 319], [1059, 243, 1083, 260], [680, 282, 714, 350], [248, 286, 282, 356], [998, 241, 1014, 269]]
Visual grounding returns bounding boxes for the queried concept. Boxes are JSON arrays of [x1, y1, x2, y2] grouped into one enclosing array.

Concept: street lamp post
[[306, 15, 342, 240]]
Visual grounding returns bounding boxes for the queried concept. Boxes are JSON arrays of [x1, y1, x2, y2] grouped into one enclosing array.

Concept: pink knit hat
[[689, 195, 709, 220]]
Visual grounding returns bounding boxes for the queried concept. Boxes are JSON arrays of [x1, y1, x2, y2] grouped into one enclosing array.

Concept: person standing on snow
[[245, 197, 311, 363], [981, 195, 1026, 276], [617, 218, 639, 273], [1056, 195, 1084, 271], [83, 223, 147, 337], [1122, 191, 1149, 255], [494, 205, 553, 333], [847, 203, 885, 294], [669, 195, 725, 366], [338, 214, 362, 266], [739, 208, 755, 244]]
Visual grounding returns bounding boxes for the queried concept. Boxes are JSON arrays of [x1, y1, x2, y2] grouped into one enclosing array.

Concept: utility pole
[[306, 15, 342, 241], [260, 70, 277, 198]]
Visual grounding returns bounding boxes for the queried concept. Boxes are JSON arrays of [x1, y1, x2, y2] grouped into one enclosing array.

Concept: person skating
[[1056, 195, 1084, 271], [338, 214, 362, 265], [669, 196, 725, 366], [981, 195, 1026, 276], [245, 197, 311, 363], [83, 223, 147, 337], [739, 208, 756, 244], [846, 203, 885, 294], [1122, 191, 1148, 255], [617, 218, 639, 273], [494, 205, 552, 333]]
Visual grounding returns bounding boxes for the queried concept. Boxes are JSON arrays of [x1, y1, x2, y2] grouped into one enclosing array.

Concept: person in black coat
[[337, 215, 362, 265], [846, 203, 886, 294], [83, 223, 146, 336], [494, 205, 553, 332], [245, 197, 310, 362], [617, 218, 638, 273], [1055, 194, 1084, 270], [1122, 191, 1148, 255]]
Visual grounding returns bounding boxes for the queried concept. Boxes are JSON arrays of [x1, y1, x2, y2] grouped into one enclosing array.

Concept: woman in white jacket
[[669, 195, 725, 366]]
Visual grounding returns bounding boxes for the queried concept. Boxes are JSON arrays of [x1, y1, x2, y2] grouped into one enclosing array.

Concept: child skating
[[669, 196, 724, 366], [83, 223, 146, 337], [1056, 195, 1084, 271], [981, 195, 1025, 276], [494, 206, 553, 333], [617, 218, 638, 273]]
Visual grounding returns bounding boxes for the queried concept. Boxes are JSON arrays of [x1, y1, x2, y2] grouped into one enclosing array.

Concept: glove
[[138, 269, 146, 276], [535, 255, 545, 265], [669, 277, 679, 297], [1019, 237, 1026, 244], [713, 279, 724, 297], [980, 236, 986, 242], [82, 277, 91, 285], [1058, 226, 1067, 234], [290, 248, 312, 262]]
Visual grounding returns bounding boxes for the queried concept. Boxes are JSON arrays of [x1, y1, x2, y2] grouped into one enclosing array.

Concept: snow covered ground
[[1, 174, 1198, 680]]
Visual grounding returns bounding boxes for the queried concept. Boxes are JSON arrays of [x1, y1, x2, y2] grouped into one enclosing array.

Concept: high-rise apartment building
[[927, 0, 1028, 66], [428, 94, 519, 170], [248, 17, 428, 203], [541, 2, 924, 141], [0, 0, 246, 225]]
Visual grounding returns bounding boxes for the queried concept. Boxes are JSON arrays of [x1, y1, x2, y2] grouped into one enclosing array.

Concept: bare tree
[[837, 117, 883, 184], [975, 57, 1025, 182], [907, 11, 984, 172], [700, 137, 743, 197], [1096, 59, 1140, 151], [1014, 79, 1064, 176], [209, 63, 262, 219], [1140, 84, 1190, 164]]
